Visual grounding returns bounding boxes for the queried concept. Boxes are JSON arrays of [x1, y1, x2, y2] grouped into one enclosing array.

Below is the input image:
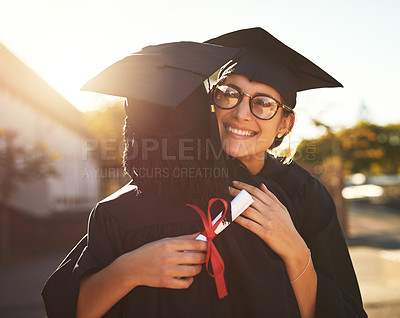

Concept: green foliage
[[82, 100, 126, 168], [295, 121, 400, 175], [0, 128, 59, 199]]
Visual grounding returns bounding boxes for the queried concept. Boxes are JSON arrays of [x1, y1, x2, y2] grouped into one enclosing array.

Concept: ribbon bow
[[186, 198, 228, 299]]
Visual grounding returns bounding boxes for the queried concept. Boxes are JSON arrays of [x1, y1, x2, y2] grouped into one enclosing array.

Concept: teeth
[[227, 125, 255, 136]]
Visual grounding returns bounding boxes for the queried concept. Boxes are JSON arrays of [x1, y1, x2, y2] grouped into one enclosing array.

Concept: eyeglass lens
[[213, 85, 279, 120]]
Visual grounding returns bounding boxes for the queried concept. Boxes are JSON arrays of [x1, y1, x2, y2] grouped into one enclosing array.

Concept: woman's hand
[[117, 233, 207, 290], [77, 233, 207, 318], [230, 181, 308, 266], [230, 181, 317, 318]]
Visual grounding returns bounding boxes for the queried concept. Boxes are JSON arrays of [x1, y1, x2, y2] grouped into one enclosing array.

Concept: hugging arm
[[299, 178, 367, 318], [43, 204, 207, 318]]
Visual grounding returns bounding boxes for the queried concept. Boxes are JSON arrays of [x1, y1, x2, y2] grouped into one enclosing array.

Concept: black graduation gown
[[42, 155, 367, 318]]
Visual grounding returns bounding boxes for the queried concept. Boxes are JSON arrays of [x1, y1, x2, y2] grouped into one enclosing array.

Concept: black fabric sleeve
[[41, 203, 124, 318], [299, 177, 368, 318], [42, 235, 97, 318]]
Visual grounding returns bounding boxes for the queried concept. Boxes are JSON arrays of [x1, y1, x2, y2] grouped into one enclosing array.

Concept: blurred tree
[[82, 100, 129, 195], [83, 99, 126, 168], [0, 127, 59, 261], [0, 128, 59, 200], [295, 121, 400, 236], [296, 121, 400, 175], [83, 99, 126, 169], [296, 120, 348, 235]]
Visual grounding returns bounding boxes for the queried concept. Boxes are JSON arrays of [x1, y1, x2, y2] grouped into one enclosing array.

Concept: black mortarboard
[[81, 41, 239, 135], [81, 41, 239, 221], [205, 27, 343, 108]]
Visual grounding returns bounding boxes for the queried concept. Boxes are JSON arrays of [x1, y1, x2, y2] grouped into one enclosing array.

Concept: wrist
[[282, 241, 311, 280], [113, 252, 140, 290]]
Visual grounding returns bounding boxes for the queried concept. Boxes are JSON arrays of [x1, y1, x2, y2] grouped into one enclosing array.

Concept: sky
[[1, 0, 399, 141]]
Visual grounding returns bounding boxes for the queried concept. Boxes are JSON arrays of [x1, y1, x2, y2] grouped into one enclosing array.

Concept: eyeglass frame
[[210, 83, 293, 120]]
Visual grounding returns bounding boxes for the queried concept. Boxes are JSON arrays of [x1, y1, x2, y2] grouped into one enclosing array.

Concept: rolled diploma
[[196, 189, 254, 242]]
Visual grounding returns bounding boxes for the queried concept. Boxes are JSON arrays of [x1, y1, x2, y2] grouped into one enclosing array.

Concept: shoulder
[[90, 180, 200, 232], [86, 181, 140, 233], [259, 155, 336, 228], [259, 154, 316, 199], [98, 181, 140, 211]]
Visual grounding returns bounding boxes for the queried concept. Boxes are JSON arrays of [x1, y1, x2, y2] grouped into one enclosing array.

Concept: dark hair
[[122, 116, 243, 210], [269, 106, 295, 149]]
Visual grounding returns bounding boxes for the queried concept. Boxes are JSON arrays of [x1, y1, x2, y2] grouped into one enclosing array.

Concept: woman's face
[[215, 74, 293, 169]]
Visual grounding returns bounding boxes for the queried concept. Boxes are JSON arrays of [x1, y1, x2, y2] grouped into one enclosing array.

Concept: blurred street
[[1, 203, 400, 318], [347, 203, 400, 317]]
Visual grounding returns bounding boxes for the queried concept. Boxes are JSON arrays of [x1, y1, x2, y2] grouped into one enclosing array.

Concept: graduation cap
[[205, 27, 343, 108], [81, 41, 240, 221], [81, 41, 240, 135]]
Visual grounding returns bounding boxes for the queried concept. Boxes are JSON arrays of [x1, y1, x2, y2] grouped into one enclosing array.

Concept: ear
[[277, 112, 295, 137]]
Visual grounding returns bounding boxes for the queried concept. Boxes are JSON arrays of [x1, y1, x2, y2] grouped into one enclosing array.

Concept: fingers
[[174, 233, 201, 240], [154, 272, 196, 289], [231, 181, 274, 207], [161, 236, 207, 253], [131, 234, 208, 290], [158, 251, 204, 289], [229, 186, 271, 214], [171, 249, 207, 265], [239, 206, 268, 226], [164, 264, 203, 278], [164, 277, 194, 289], [156, 237, 207, 266], [231, 181, 288, 212], [260, 183, 286, 210], [235, 215, 264, 238]]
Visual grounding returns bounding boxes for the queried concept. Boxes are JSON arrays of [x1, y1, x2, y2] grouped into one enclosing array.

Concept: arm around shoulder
[[77, 252, 139, 318], [42, 204, 125, 318], [299, 177, 367, 318]]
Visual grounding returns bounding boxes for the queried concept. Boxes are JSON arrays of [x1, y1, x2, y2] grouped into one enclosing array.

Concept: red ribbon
[[186, 198, 228, 299]]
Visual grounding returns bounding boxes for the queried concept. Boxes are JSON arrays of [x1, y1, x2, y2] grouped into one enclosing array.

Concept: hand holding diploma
[[195, 189, 254, 242], [186, 189, 254, 298]]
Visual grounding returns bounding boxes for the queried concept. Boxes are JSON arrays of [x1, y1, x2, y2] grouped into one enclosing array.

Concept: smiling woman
[[214, 74, 295, 174], [206, 27, 367, 318]]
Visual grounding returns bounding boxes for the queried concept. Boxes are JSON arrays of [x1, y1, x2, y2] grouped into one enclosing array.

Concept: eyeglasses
[[211, 84, 292, 120]]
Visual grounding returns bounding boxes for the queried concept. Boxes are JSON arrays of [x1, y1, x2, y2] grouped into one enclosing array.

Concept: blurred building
[[0, 43, 101, 260], [0, 43, 100, 216]]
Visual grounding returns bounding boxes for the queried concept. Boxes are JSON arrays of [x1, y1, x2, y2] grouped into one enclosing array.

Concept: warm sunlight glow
[[76, 92, 125, 112], [1, 0, 399, 133]]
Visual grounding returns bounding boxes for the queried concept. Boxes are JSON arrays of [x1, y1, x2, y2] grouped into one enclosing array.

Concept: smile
[[224, 124, 257, 137]]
